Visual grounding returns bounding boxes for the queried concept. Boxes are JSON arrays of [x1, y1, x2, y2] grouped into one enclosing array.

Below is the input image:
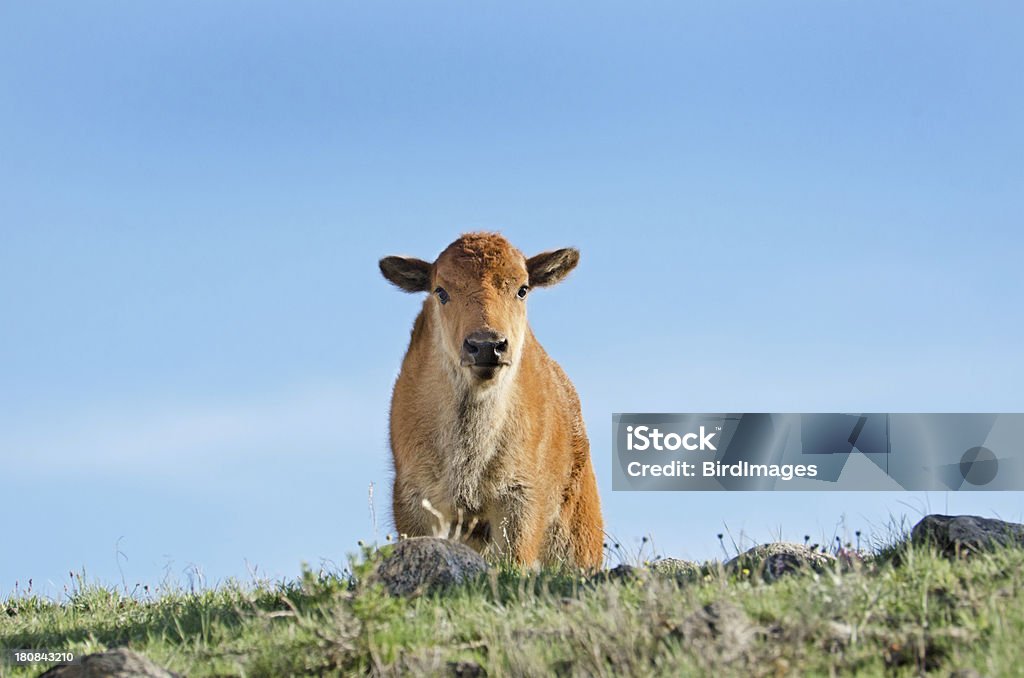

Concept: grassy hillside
[[2, 541, 1022, 677]]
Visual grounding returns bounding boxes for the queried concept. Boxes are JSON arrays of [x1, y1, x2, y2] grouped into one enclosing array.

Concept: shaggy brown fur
[[379, 233, 604, 569]]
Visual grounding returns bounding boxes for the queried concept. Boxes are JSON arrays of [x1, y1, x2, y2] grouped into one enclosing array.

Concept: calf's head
[[380, 232, 579, 385]]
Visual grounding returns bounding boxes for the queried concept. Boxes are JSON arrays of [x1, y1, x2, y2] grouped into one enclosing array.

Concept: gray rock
[[726, 542, 836, 582], [672, 601, 757, 663], [826, 620, 854, 645], [38, 648, 181, 678], [911, 514, 1024, 557], [600, 563, 638, 581], [376, 536, 488, 596], [448, 660, 487, 677]]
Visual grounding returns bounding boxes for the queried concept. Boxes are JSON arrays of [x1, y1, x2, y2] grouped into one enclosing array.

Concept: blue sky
[[2, 2, 1022, 595]]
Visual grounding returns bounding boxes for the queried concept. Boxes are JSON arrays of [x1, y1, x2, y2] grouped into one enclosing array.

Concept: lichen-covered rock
[[375, 536, 488, 596], [649, 558, 701, 582], [726, 542, 836, 582], [911, 514, 1024, 558], [38, 648, 181, 678]]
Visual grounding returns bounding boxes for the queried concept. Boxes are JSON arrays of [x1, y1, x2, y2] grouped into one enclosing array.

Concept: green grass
[[2, 541, 1023, 677]]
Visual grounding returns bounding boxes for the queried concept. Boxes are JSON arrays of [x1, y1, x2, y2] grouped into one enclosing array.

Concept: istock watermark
[[612, 413, 1024, 491], [625, 425, 718, 451]]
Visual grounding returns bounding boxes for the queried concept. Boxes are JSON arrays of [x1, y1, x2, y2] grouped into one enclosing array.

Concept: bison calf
[[379, 232, 604, 569]]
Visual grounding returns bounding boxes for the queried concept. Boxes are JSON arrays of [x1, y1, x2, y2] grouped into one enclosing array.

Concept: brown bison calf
[[379, 232, 604, 569]]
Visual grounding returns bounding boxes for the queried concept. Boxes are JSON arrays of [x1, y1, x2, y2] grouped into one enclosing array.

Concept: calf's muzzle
[[462, 330, 510, 370]]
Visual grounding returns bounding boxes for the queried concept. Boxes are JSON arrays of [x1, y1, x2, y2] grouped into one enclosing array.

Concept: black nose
[[463, 331, 509, 365]]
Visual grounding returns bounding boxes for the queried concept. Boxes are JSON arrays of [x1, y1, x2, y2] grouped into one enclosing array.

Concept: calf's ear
[[379, 256, 432, 293], [526, 248, 580, 287]]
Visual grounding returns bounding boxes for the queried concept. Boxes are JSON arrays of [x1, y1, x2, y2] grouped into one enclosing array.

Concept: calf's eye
[[434, 287, 450, 305], [517, 285, 529, 299]]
